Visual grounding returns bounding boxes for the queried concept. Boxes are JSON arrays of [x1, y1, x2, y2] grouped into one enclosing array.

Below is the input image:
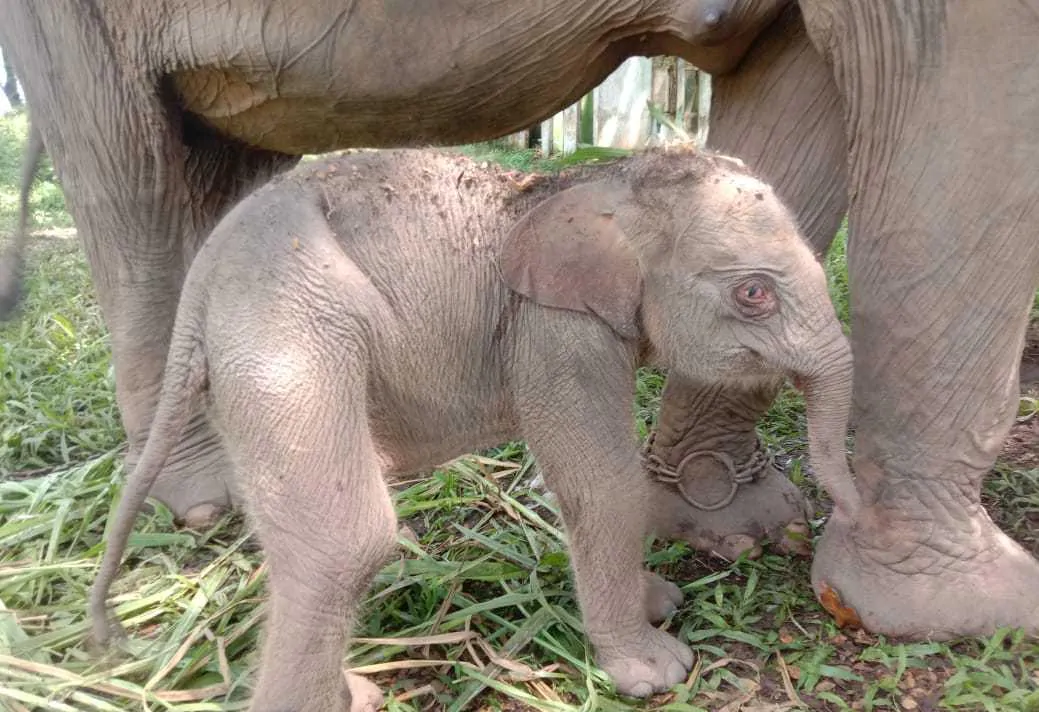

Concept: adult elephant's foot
[[812, 504, 1039, 638], [125, 413, 237, 530], [642, 376, 812, 560]]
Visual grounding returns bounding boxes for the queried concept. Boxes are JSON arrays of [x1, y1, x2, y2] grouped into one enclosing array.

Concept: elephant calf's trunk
[[799, 344, 860, 518]]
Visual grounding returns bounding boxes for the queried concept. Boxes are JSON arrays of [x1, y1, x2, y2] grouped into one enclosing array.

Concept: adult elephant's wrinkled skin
[[0, 0, 793, 538], [2, 0, 1038, 650]]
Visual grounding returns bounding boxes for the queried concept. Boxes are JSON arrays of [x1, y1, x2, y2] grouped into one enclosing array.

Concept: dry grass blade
[[392, 683, 437, 703], [0, 653, 140, 700], [345, 659, 465, 674], [774, 650, 805, 708], [352, 630, 478, 647]]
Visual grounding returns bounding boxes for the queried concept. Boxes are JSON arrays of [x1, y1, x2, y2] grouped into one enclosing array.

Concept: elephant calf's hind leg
[[224, 359, 395, 712]]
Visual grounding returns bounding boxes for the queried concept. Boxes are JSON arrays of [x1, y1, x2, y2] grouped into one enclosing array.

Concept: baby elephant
[[90, 146, 858, 711]]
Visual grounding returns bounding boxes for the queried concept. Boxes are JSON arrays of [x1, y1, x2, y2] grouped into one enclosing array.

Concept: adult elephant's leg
[[807, 1, 1039, 636], [648, 7, 848, 559], [75, 123, 292, 526], [129, 122, 297, 525], [2, 7, 294, 526]]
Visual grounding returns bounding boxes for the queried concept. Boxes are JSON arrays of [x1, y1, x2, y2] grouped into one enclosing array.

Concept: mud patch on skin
[[816, 582, 863, 630]]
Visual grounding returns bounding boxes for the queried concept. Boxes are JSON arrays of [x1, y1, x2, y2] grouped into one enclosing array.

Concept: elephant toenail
[[779, 521, 812, 557], [629, 681, 653, 698], [703, 9, 725, 27], [179, 503, 225, 530], [721, 534, 761, 560]]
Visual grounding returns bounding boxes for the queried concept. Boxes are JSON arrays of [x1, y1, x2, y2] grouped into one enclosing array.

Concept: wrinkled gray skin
[[0, 0, 808, 560], [3, 0, 1039, 640], [89, 147, 856, 711], [700, 4, 1039, 639]]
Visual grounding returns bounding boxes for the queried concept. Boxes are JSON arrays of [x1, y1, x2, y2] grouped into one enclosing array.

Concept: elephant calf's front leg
[[527, 432, 693, 696], [515, 333, 693, 697]]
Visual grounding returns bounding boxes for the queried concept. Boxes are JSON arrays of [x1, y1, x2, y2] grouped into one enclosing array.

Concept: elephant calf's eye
[[732, 278, 778, 318]]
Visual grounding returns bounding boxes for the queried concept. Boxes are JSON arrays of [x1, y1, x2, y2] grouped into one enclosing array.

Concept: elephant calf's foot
[[648, 458, 812, 560], [643, 570, 683, 623], [812, 507, 1039, 638], [345, 673, 384, 712], [594, 624, 693, 697]]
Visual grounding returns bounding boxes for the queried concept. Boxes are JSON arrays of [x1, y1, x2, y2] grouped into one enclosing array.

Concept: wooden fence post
[[683, 62, 711, 145], [502, 130, 530, 149], [554, 102, 580, 155], [503, 57, 712, 155], [591, 57, 653, 149], [650, 57, 677, 142]]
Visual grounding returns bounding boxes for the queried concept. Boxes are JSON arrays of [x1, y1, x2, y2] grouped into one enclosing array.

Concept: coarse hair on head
[[623, 142, 758, 194]]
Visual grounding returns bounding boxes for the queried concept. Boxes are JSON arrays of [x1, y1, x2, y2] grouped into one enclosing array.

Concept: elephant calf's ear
[[499, 184, 642, 340]]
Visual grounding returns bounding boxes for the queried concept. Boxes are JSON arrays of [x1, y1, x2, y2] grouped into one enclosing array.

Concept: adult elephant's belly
[[172, 62, 601, 154], [166, 0, 625, 154]]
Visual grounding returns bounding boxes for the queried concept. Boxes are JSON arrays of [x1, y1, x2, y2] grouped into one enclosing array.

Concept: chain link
[[642, 432, 774, 511]]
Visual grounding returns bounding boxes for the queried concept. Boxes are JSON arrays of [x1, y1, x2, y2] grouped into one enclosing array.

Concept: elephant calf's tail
[[88, 324, 208, 648], [0, 121, 45, 319]]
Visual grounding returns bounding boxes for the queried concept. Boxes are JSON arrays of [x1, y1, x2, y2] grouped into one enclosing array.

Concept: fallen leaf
[[852, 629, 877, 645]]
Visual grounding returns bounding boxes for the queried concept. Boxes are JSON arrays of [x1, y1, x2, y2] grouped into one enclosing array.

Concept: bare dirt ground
[[1020, 321, 1039, 389], [1005, 321, 1039, 470]]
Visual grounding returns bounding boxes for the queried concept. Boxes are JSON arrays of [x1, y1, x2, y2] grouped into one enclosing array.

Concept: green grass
[[0, 111, 73, 235], [2, 116, 1039, 710], [457, 140, 635, 173]]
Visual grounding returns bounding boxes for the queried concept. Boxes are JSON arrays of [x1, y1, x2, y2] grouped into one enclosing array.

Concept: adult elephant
[[1, 0, 1037, 640], [658, 3, 1039, 638]]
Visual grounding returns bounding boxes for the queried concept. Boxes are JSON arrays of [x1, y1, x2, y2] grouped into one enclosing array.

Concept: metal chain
[[641, 431, 775, 511]]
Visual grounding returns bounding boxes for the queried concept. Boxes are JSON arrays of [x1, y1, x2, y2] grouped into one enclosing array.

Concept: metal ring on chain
[[642, 435, 775, 512]]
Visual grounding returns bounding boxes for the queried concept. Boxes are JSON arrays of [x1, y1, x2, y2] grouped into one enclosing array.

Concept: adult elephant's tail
[[0, 119, 44, 319]]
